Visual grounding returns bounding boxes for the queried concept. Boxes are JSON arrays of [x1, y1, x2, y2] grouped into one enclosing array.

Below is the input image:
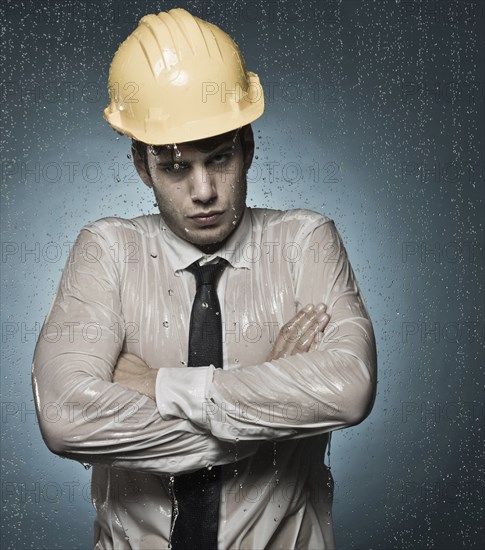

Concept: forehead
[[153, 130, 239, 161]]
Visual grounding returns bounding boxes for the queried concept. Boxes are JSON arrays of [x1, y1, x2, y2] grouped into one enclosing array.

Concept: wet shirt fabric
[[32, 207, 377, 550]]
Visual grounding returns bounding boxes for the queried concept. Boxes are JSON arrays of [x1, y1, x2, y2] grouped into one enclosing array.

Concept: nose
[[189, 164, 217, 204]]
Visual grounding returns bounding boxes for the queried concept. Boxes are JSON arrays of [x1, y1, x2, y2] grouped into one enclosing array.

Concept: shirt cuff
[[155, 366, 215, 429]]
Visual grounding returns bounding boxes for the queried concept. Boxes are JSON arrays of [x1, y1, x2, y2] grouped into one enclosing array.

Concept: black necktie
[[170, 259, 227, 550]]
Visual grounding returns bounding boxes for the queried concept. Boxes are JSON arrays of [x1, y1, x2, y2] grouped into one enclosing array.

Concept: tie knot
[[187, 259, 228, 288]]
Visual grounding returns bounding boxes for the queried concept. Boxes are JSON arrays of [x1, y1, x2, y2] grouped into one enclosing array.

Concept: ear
[[240, 124, 255, 172], [132, 143, 153, 188]]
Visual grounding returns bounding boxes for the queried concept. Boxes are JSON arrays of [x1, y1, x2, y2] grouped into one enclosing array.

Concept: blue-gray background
[[1, 0, 484, 548]]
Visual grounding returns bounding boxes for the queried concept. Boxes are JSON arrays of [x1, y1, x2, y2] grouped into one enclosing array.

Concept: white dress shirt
[[32, 207, 377, 549]]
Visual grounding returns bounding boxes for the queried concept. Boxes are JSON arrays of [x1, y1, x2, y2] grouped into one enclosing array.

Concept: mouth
[[189, 211, 224, 227]]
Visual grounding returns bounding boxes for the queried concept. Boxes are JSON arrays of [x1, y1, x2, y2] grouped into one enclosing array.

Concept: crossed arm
[[126, 221, 377, 443], [32, 219, 376, 473], [113, 304, 331, 400]]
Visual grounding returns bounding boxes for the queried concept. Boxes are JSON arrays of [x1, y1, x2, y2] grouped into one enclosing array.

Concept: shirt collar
[[158, 207, 254, 272]]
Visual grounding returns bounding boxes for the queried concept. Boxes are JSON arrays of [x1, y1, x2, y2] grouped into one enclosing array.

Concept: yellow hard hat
[[103, 8, 264, 145]]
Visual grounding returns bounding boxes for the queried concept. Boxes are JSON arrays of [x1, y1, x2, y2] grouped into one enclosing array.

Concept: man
[[32, 8, 377, 550]]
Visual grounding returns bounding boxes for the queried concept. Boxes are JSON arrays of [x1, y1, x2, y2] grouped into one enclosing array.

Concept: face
[[133, 128, 254, 254]]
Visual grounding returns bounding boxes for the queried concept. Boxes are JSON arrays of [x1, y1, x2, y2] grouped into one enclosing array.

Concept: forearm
[[33, 348, 257, 473], [155, 316, 376, 441], [213, 320, 375, 439], [32, 223, 257, 473]]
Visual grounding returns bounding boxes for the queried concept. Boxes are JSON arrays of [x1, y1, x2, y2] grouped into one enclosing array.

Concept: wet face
[[133, 127, 254, 254]]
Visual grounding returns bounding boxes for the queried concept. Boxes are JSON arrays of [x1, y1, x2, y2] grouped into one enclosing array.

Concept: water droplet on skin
[[173, 144, 182, 158], [149, 145, 162, 156]]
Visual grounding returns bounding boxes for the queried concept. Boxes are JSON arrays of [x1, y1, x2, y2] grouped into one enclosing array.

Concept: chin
[[187, 226, 234, 251]]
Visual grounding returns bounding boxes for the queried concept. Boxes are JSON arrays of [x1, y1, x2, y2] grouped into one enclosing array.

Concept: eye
[[208, 152, 234, 166], [160, 163, 189, 174]]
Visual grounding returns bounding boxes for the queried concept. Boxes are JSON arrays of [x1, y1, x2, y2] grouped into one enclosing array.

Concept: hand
[[266, 303, 330, 361], [112, 352, 157, 400]]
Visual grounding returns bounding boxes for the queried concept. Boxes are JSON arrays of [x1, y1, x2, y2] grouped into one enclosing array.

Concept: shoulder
[[249, 207, 335, 238], [79, 214, 162, 242]]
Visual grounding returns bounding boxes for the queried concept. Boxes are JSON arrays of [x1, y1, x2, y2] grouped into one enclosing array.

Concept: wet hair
[[132, 125, 250, 176]]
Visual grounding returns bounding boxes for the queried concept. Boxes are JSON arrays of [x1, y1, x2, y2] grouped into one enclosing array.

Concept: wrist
[[155, 366, 214, 426]]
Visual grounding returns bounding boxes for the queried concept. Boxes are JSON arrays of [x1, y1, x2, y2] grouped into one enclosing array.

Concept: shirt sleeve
[[155, 219, 377, 441], [32, 223, 257, 472]]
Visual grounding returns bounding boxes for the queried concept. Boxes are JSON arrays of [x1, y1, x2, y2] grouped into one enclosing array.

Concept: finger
[[317, 312, 330, 332], [287, 307, 330, 354], [269, 305, 315, 359], [285, 304, 323, 335], [309, 315, 332, 352], [309, 337, 320, 352], [285, 305, 315, 330], [294, 306, 325, 336], [295, 319, 320, 352], [286, 306, 325, 348], [268, 304, 330, 360]]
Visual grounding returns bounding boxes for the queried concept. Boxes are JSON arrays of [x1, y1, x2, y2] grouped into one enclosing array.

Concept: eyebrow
[[155, 142, 235, 167]]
